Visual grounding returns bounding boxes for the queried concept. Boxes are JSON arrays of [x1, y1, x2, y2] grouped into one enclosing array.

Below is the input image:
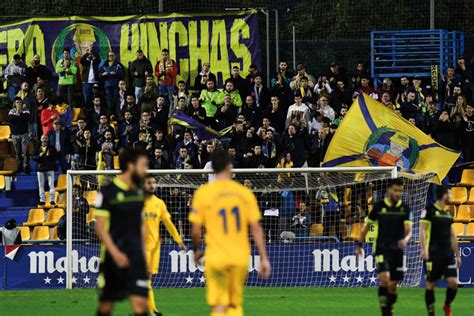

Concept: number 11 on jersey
[[218, 207, 241, 233]]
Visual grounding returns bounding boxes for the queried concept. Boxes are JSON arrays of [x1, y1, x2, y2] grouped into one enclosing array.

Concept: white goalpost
[[65, 167, 432, 290]]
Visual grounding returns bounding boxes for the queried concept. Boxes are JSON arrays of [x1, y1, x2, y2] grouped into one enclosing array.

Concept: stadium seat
[[309, 224, 324, 237], [458, 169, 474, 187], [113, 156, 120, 170], [31, 226, 50, 240], [450, 187, 468, 205], [23, 209, 45, 226], [445, 204, 457, 217], [452, 223, 466, 237], [0, 125, 11, 141], [40, 192, 55, 208], [463, 223, 474, 241], [27, 140, 36, 156], [71, 108, 82, 126], [84, 191, 97, 206], [0, 175, 5, 190], [0, 157, 18, 175], [43, 208, 65, 226], [348, 223, 364, 241], [18, 226, 30, 240], [467, 188, 474, 205], [55, 174, 67, 192], [0, 141, 12, 158], [454, 205, 473, 223], [40, 192, 65, 208], [50, 226, 59, 240]]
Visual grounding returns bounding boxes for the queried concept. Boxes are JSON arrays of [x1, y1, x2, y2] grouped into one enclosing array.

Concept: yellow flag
[[322, 94, 460, 183]]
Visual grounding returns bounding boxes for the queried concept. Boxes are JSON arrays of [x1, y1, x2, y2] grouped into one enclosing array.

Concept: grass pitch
[[0, 287, 473, 315]]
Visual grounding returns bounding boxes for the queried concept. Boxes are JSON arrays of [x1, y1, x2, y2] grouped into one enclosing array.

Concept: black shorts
[[98, 252, 149, 302], [375, 250, 404, 281], [424, 255, 458, 282]]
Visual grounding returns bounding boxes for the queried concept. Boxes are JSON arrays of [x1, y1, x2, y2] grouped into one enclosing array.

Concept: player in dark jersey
[[95, 146, 150, 316], [356, 178, 413, 316], [420, 186, 461, 316]]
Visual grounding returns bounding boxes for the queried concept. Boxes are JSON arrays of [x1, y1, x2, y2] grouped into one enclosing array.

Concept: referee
[[356, 178, 413, 316], [95, 147, 150, 316], [421, 186, 461, 316]]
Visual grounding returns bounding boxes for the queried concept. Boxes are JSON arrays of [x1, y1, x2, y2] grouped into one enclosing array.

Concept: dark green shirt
[[367, 198, 412, 253], [421, 203, 453, 257], [95, 178, 145, 254]]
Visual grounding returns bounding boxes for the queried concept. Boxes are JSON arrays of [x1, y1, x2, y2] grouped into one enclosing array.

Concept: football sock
[[425, 289, 435, 314], [147, 279, 159, 314], [378, 286, 390, 316], [445, 286, 457, 306]]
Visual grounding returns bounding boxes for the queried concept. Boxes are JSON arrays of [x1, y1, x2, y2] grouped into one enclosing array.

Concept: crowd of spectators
[[2, 48, 474, 210]]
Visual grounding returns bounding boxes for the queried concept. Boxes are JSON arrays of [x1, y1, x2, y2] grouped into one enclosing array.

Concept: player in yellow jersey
[[143, 174, 187, 316], [189, 149, 271, 316]]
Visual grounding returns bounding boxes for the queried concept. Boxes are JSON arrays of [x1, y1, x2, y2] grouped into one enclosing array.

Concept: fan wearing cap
[[0, 219, 22, 245], [290, 64, 315, 91]]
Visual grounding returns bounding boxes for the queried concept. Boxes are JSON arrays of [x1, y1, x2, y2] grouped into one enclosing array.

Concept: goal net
[[65, 167, 433, 289]]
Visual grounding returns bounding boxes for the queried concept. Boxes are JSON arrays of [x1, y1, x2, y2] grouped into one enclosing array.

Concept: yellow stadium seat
[[451, 187, 468, 205], [71, 108, 83, 126], [0, 175, 5, 190], [84, 191, 97, 206], [454, 205, 473, 223], [113, 156, 120, 170], [43, 208, 65, 226], [32, 226, 50, 240], [348, 223, 364, 241], [55, 174, 67, 192], [40, 192, 54, 208], [467, 188, 474, 205], [452, 223, 466, 237], [0, 125, 11, 141], [464, 223, 474, 241], [40, 192, 65, 209], [445, 204, 457, 217], [309, 224, 324, 237], [458, 169, 474, 187], [18, 226, 30, 240], [0, 158, 18, 175], [50, 226, 59, 240], [23, 209, 45, 226]]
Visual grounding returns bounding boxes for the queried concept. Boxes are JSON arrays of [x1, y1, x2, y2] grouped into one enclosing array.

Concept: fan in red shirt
[[155, 48, 178, 105], [41, 103, 60, 135], [355, 74, 378, 100]]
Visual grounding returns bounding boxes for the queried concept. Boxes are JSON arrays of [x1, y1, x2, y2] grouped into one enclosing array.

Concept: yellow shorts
[[145, 246, 161, 275], [205, 263, 248, 307]]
